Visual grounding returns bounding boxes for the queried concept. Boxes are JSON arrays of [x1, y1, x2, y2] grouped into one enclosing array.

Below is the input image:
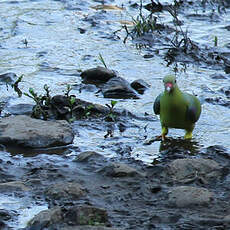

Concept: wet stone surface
[[0, 144, 229, 229]]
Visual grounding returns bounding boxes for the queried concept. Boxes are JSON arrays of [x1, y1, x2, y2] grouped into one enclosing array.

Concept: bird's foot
[[184, 131, 192, 139], [156, 134, 167, 141]]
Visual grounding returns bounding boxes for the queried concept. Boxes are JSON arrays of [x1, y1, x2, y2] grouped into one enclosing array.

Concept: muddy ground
[[1, 135, 230, 230]]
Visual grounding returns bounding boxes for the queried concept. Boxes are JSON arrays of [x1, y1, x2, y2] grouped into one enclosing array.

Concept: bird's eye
[[174, 79, 177, 83]]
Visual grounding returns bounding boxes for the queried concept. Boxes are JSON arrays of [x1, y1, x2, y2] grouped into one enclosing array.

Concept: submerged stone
[[168, 186, 213, 208], [27, 205, 109, 228], [98, 162, 145, 177], [5, 103, 34, 115], [0, 72, 17, 84], [166, 158, 223, 184], [0, 181, 30, 192], [74, 151, 104, 162], [45, 182, 86, 201]]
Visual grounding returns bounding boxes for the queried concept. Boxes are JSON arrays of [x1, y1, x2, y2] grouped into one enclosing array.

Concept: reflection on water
[[0, 195, 48, 228], [0, 0, 229, 164]]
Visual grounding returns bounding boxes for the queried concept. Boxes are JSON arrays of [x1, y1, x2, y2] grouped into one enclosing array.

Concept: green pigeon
[[153, 75, 201, 140]]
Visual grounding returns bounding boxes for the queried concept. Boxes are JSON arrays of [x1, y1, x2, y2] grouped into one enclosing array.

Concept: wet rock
[[62, 226, 123, 230], [130, 79, 150, 94], [98, 162, 145, 177], [50, 95, 70, 116], [149, 211, 182, 224], [0, 209, 11, 221], [0, 221, 7, 230], [81, 67, 140, 99], [166, 158, 223, 184], [28, 205, 109, 229], [0, 72, 17, 84], [27, 207, 62, 227], [45, 182, 86, 200], [220, 86, 230, 98], [0, 115, 74, 148], [50, 95, 109, 120], [5, 103, 34, 115], [223, 214, 230, 223], [0, 181, 30, 191], [205, 96, 230, 107], [80, 66, 117, 84], [74, 151, 104, 162], [190, 215, 228, 227], [63, 205, 109, 226], [102, 77, 139, 99], [210, 73, 228, 79], [144, 2, 165, 13], [168, 186, 213, 208]]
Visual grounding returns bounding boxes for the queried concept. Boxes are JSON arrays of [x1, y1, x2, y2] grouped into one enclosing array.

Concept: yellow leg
[[162, 126, 168, 141], [184, 130, 193, 139]]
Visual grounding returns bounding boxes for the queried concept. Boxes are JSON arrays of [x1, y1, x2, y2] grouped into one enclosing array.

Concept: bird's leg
[[161, 126, 168, 141], [184, 130, 193, 139]]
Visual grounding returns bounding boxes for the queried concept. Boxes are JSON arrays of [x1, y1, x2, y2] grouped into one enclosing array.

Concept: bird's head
[[163, 75, 177, 93]]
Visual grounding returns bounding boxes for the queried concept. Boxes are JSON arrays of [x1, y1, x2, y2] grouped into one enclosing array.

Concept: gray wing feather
[[184, 93, 201, 123], [153, 93, 162, 115]]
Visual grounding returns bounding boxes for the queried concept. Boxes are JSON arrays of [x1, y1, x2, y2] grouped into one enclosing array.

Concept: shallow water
[[0, 0, 230, 228], [0, 194, 48, 228], [0, 0, 229, 161]]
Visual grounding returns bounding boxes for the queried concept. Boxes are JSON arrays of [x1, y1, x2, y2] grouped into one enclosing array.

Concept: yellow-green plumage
[[153, 75, 201, 140]]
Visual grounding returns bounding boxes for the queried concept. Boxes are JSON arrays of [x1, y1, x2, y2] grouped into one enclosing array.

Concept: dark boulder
[[130, 79, 150, 94], [102, 77, 139, 99], [80, 66, 117, 84]]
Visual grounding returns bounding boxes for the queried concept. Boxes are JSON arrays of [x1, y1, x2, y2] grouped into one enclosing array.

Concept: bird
[[153, 75, 201, 140]]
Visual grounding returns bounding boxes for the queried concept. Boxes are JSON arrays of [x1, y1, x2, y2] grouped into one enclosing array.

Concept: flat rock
[[62, 226, 123, 230], [98, 162, 145, 177], [74, 151, 104, 162], [168, 186, 213, 208], [63, 205, 108, 226], [28, 207, 62, 227], [28, 205, 109, 228], [0, 115, 74, 148], [45, 182, 86, 200], [0, 181, 30, 192], [5, 103, 34, 115], [102, 77, 139, 99], [166, 158, 223, 184]]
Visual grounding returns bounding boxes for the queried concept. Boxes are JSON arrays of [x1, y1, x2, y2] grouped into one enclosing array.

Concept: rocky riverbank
[[0, 109, 229, 229]]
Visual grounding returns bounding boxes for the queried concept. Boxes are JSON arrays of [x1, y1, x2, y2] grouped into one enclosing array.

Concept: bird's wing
[[184, 93, 201, 123], [153, 93, 162, 115]]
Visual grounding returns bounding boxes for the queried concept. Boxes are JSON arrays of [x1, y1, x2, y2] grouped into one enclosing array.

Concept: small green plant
[[132, 13, 157, 36], [63, 84, 78, 122], [98, 53, 107, 68], [214, 36, 218, 46], [11, 75, 23, 97], [68, 95, 76, 121], [84, 104, 94, 117], [105, 100, 118, 122], [65, 84, 72, 98], [24, 86, 51, 120], [130, 0, 157, 36]]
